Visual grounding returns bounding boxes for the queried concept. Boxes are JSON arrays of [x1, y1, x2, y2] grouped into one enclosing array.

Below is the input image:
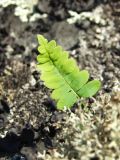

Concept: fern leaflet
[[37, 35, 101, 109]]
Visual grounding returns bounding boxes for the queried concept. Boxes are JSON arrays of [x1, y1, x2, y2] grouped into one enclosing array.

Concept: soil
[[0, 0, 120, 160]]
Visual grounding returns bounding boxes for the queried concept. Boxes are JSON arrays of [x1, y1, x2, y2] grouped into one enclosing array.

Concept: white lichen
[[67, 6, 107, 25], [0, 0, 38, 22]]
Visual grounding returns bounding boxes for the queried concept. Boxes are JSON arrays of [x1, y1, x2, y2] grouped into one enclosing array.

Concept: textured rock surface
[[0, 0, 120, 159]]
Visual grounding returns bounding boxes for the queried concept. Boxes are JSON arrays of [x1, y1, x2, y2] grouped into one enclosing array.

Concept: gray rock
[[50, 21, 79, 50]]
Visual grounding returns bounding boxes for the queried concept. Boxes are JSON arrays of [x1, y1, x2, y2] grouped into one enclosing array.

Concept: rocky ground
[[0, 0, 120, 160]]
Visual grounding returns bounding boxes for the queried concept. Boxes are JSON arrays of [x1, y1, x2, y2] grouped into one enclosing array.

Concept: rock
[[11, 154, 27, 160], [0, 132, 21, 154], [21, 147, 36, 160], [0, 99, 10, 114], [50, 21, 79, 50]]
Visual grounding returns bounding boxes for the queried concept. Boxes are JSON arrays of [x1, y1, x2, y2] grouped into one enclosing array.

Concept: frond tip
[[37, 35, 101, 110]]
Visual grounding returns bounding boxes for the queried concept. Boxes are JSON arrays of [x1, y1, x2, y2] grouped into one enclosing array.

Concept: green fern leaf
[[37, 35, 101, 109]]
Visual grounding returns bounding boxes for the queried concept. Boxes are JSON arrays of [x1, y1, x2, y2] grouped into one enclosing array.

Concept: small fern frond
[[37, 35, 101, 109]]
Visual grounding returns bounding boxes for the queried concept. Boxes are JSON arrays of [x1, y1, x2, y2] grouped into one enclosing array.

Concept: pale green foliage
[[37, 35, 101, 109]]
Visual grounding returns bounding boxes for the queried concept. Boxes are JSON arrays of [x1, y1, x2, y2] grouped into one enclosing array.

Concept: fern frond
[[37, 35, 101, 109]]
